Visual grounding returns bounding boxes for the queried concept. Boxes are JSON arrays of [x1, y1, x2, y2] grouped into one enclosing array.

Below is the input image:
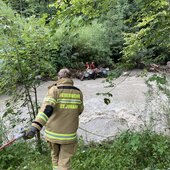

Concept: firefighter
[[23, 68, 84, 170]]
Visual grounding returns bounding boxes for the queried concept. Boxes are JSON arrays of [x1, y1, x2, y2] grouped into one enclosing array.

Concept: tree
[[102, 0, 129, 63], [2, 0, 29, 16], [0, 1, 55, 151], [122, 0, 170, 68], [51, 0, 116, 25], [2, 0, 56, 17]]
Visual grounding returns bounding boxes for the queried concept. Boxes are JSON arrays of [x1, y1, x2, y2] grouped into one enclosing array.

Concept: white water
[[1, 70, 169, 143]]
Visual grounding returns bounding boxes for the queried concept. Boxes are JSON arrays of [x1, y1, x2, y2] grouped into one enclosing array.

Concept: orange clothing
[[85, 63, 90, 69], [90, 63, 96, 69]]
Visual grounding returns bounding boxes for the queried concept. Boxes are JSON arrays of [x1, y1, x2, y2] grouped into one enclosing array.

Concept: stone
[[167, 61, 170, 68]]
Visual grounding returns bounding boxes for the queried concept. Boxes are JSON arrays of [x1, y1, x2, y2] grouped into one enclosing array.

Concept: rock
[[122, 72, 130, 76], [167, 61, 170, 68]]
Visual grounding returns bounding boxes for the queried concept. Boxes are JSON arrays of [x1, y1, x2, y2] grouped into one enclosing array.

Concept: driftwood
[[148, 62, 170, 73]]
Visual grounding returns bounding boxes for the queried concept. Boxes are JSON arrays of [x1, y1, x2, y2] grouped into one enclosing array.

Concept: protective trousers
[[48, 142, 77, 170]]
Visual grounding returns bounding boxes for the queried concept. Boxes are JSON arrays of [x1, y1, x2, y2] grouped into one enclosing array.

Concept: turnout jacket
[[32, 78, 84, 144]]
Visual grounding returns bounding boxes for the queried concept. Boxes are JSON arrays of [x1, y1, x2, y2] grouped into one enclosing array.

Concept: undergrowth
[[0, 131, 170, 170], [72, 131, 170, 170]]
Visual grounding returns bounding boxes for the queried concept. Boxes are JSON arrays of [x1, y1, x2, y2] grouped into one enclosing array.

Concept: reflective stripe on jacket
[[32, 78, 84, 144]]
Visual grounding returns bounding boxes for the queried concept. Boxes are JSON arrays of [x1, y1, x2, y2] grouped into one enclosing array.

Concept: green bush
[[0, 140, 51, 170], [122, 0, 170, 67], [0, 131, 170, 170], [74, 22, 112, 65], [49, 18, 113, 70], [72, 131, 170, 170]]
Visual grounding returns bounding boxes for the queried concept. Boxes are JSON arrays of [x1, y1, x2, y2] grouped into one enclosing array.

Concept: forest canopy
[[0, 0, 170, 72]]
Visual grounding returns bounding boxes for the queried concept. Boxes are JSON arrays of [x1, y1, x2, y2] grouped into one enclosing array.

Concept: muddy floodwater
[[0, 70, 169, 143]]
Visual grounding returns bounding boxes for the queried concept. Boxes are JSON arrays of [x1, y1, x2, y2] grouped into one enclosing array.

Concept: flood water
[[1, 71, 169, 143]]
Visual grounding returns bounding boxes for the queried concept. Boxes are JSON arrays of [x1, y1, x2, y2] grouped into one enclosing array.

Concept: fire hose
[[0, 127, 116, 151], [0, 133, 24, 151]]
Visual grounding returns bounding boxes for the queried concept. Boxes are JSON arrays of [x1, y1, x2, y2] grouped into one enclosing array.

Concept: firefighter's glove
[[22, 126, 38, 140]]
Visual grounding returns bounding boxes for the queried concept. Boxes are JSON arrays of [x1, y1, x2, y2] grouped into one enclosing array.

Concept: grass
[[0, 130, 170, 170]]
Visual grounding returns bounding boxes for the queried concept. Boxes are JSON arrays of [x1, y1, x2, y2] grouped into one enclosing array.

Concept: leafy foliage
[[0, 1, 56, 93], [102, 0, 129, 62], [2, 0, 56, 17], [1, 0, 170, 169], [1, 131, 170, 170], [49, 19, 113, 69], [72, 131, 170, 170], [0, 140, 51, 170], [74, 22, 112, 64], [123, 0, 170, 67], [52, 0, 117, 22], [146, 73, 170, 131], [0, 1, 56, 151], [2, 0, 29, 16], [2, 0, 170, 70]]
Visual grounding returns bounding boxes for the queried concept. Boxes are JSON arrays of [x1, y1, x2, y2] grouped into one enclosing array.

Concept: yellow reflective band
[[36, 112, 48, 122], [59, 104, 78, 109], [59, 93, 80, 99], [45, 130, 77, 141], [46, 130, 76, 136], [44, 97, 57, 105], [53, 165, 58, 170], [57, 99, 82, 104]]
